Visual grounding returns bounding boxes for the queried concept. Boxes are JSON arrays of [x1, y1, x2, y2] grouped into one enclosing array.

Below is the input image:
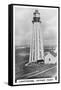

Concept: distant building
[[54, 47, 57, 53], [45, 52, 57, 64]]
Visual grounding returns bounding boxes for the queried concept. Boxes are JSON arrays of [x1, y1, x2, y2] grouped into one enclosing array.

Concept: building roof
[[45, 51, 57, 57]]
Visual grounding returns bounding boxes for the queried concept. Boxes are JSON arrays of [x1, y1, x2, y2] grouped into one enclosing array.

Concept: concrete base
[[25, 59, 44, 66]]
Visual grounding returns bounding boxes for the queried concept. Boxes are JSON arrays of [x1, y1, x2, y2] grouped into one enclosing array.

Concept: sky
[[14, 6, 58, 47]]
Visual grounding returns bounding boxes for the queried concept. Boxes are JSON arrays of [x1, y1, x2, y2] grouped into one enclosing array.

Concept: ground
[[15, 47, 57, 82]]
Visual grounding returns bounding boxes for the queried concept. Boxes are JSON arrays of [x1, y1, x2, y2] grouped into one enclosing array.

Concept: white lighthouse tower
[[26, 10, 44, 66]]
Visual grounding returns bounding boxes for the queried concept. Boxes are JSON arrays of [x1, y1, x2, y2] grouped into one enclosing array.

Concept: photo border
[[8, 4, 60, 86]]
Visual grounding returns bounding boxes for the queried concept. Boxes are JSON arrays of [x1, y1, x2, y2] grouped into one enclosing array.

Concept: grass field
[[15, 47, 57, 81]]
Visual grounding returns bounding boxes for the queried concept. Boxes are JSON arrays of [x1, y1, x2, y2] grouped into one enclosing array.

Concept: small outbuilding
[[45, 52, 57, 64]]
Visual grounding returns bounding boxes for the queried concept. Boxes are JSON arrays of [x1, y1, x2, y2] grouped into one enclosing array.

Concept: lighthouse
[[25, 10, 44, 66]]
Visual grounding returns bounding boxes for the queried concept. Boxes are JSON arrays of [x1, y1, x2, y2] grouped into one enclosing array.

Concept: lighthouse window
[[49, 58, 51, 61]]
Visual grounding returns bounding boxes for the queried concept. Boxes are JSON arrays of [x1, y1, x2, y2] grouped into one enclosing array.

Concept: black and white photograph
[[9, 4, 60, 85]]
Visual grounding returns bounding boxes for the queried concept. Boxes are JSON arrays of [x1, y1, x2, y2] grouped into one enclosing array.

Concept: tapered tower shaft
[[25, 10, 44, 66], [29, 10, 44, 63]]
